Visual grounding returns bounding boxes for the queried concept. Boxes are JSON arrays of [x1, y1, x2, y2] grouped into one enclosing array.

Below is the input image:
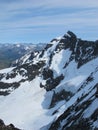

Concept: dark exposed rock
[[65, 118, 92, 130], [91, 108, 98, 121], [42, 68, 53, 80], [39, 50, 45, 58], [50, 89, 73, 108], [51, 38, 59, 43], [49, 84, 96, 130], [68, 31, 76, 37], [0, 82, 20, 96], [0, 119, 4, 126], [39, 44, 52, 58], [0, 119, 21, 130], [49, 53, 54, 66], [49, 98, 94, 130], [49, 71, 97, 129], [40, 83, 44, 88], [53, 31, 98, 69], [0, 82, 20, 89], [95, 83, 98, 98], [45, 74, 64, 91], [40, 74, 64, 91], [28, 52, 36, 60], [0, 74, 4, 80], [45, 44, 53, 50]]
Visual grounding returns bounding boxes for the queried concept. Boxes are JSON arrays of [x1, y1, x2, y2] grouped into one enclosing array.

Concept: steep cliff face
[[0, 31, 98, 130]]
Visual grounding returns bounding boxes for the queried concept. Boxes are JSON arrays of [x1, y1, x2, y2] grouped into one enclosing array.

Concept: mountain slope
[[0, 43, 46, 69], [0, 31, 98, 130]]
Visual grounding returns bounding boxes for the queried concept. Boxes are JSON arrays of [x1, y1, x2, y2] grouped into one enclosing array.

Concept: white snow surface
[[50, 49, 71, 77], [55, 75, 87, 93], [84, 99, 98, 118], [18, 53, 31, 64], [0, 67, 15, 74], [0, 77, 55, 130]]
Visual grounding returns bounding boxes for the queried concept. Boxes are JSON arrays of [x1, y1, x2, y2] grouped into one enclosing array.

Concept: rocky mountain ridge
[[0, 31, 98, 130], [0, 43, 46, 69]]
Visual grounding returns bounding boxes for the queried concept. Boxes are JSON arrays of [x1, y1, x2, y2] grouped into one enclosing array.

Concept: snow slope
[[0, 77, 54, 130]]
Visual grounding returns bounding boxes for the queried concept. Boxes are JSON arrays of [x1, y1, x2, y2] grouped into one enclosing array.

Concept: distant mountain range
[[0, 31, 98, 130], [0, 43, 46, 69]]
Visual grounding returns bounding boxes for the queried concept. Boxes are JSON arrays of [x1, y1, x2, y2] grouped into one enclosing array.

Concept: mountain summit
[[0, 31, 98, 130]]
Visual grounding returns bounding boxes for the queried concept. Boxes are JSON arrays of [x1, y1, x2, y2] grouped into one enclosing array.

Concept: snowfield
[[0, 77, 54, 130]]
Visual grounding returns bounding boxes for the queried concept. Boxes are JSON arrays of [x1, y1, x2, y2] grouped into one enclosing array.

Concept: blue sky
[[0, 0, 98, 43]]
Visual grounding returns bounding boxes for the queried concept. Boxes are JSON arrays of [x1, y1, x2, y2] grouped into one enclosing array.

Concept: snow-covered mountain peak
[[0, 31, 98, 130]]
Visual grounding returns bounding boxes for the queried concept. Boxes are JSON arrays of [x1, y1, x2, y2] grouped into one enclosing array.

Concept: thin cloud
[[0, 0, 98, 43]]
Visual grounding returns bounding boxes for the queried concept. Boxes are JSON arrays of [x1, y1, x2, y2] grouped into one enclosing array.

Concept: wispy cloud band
[[0, 0, 98, 43]]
